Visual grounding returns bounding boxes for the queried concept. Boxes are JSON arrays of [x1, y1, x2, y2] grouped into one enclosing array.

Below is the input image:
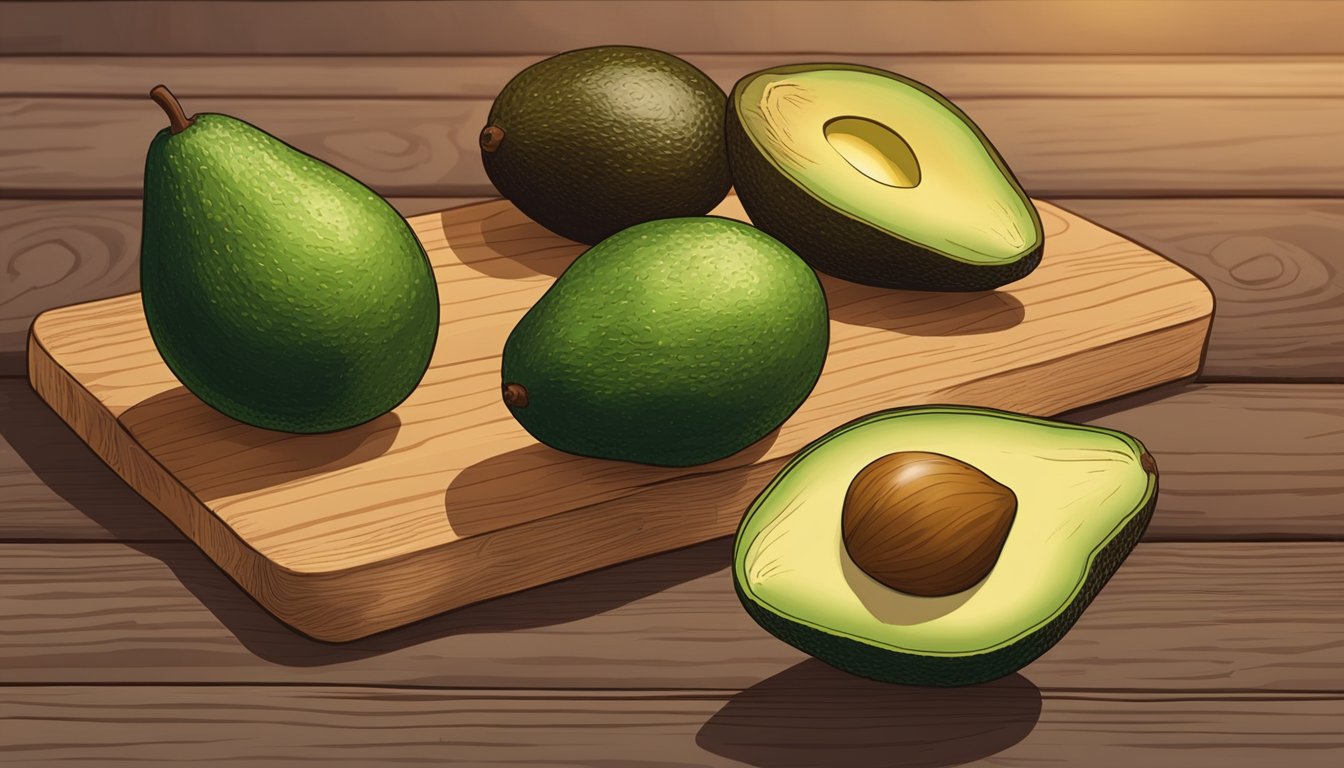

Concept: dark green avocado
[[481, 46, 732, 245], [733, 406, 1157, 686], [727, 64, 1044, 291], [139, 87, 438, 434]]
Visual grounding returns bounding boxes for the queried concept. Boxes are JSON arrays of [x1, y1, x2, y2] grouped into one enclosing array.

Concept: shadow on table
[[168, 534, 734, 665], [443, 428, 777, 537], [119, 385, 403, 502], [696, 660, 1042, 768], [0, 381, 183, 541], [2, 381, 731, 664], [821, 274, 1026, 336], [453, 207, 582, 280]]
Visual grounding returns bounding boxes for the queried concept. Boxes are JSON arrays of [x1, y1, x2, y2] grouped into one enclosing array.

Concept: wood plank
[[11, 55, 1344, 99], [7, 198, 1339, 381], [1064, 383, 1344, 539], [24, 196, 1212, 641], [4, 1, 1344, 56], [7, 381, 1344, 542], [2, 686, 1343, 767], [0, 198, 486, 376], [8, 95, 1344, 197], [1, 97, 495, 197], [1058, 200, 1344, 381], [0, 199, 140, 377], [3, 541, 1344, 692]]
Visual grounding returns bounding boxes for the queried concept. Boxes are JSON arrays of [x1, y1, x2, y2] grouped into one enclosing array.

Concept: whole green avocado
[[139, 86, 439, 433], [480, 46, 732, 245], [501, 217, 829, 467]]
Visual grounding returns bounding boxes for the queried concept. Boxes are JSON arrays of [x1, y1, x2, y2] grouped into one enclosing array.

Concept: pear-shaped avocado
[[733, 406, 1157, 686], [139, 86, 439, 433], [501, 217, 828, 467], [727, 64, 1044, 291], [481, 46, 732, 245]]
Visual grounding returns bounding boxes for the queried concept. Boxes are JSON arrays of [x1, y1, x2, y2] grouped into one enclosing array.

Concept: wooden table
[[3, 3, 1344, 765]]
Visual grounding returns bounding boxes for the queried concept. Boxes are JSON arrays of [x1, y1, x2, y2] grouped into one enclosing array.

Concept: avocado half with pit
[[726, 64, 1044, 291], [732, 406, 1157, 687]]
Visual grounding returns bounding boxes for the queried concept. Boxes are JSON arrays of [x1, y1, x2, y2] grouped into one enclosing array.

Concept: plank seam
[[12, 91, 1344, 102], [6, 51, 1344, 59], [0, 682, 1341, 701], [12, 190, 1344, 201]]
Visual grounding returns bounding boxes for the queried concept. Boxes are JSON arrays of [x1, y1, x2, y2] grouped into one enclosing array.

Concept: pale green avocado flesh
[[733, 406, 1156, 686], [736, 68, 1040, 266]]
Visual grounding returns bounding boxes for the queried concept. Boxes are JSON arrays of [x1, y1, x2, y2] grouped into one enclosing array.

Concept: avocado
[[140, 86, 439, 433], [733, 406, 1157, 686], [501, 217, 828, 467], [481, 46, 732, 245], [726, 64, 1044, 291]]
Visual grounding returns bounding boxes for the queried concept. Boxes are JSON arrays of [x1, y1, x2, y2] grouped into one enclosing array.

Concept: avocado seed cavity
[[823, 116, 921, 189]]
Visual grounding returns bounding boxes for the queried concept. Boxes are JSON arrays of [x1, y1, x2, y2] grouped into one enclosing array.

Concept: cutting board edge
[[26, 327, 303, 610]]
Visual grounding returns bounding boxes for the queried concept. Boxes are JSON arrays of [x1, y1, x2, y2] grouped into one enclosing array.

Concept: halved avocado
[[727, 64, 1044, 291], [733, 406, 1157, 687]]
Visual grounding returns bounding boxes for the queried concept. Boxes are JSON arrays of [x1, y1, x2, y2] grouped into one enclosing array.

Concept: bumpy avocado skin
[[726, 64, 1044, 292], [731, 406, 1158, 686], [140, 114, 439, 433], [482, 46, 732, 245], [500, 217, 828, 467]]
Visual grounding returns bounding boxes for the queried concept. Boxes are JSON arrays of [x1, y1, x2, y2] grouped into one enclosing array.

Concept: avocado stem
[[150, 85, 194, 134], [502, 382, 529, 408], [480, 125, 505, 153]]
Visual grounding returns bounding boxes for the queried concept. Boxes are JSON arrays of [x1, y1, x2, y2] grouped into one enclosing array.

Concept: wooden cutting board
[[27, 195, 1213, 642]]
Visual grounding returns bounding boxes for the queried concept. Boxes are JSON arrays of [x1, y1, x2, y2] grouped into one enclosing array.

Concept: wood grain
[[24, 195, 1211, 640], [1058, 199, 1344, 381], [12, 55, 1344, 99], [5, 1, 1344, 55], [10, 94, 1344, 196], [1065, 383, 1344, 539], [8, 381, 1344, 543], [1, 685, 1342, 767], [2, 97, 494, 196], [3, 541, 1344, 692], [6, 198, 1341, 380], [0, 198, 485, 376]]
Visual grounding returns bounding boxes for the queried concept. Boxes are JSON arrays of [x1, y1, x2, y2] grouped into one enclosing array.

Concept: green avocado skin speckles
[[140, 114, 439, 433], [501, 218, 829, 467], [482, 46, 732, 245]]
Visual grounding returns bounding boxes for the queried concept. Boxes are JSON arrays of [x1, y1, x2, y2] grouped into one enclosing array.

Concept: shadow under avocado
[[697, 659, 1042, 768], [0, 381, 183, 541], [145, 533, 735, 667], [840, 535, 983, 624], [452, 207, 584, 280], [821, 273, 1026, 336], [443, 428, 779, 538], [117, 385, 402, 502], [4, 381, 742, 662]]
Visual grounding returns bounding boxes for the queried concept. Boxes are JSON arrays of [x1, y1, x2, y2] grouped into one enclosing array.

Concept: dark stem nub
[[1140, 452, 1158, 474], [150, 84, 194, 134], [502, 382, 529, 408], [480, 125, 505, 152]]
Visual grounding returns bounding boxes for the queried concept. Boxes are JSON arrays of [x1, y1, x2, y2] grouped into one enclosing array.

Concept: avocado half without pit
[[726, 64, 1045, 291], [733, 406, 1158, 687]]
